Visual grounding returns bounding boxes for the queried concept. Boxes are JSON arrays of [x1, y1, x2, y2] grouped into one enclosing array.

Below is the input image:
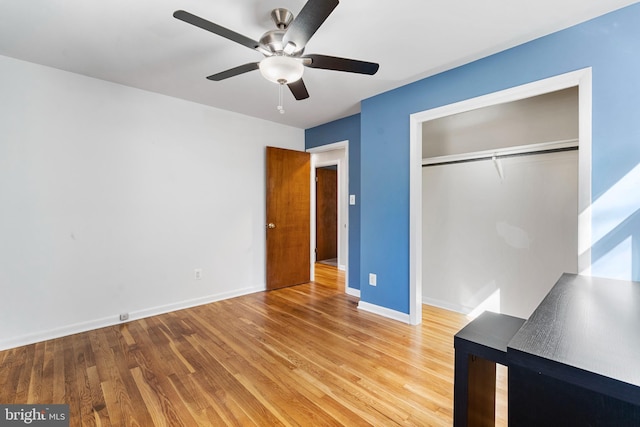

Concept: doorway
[[316, 166, 338, 266], [308, 141, 349, 289]]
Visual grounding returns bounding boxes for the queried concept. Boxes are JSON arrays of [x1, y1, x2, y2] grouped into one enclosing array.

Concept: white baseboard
[[0, 285, 265, 351], [0, 314, 123, 352], [422, 297, 471, 315], [338, 264, 346, 271], [132, 286, 264, 321], [357, 301, 411, 324], [345, 286, 360, 297]]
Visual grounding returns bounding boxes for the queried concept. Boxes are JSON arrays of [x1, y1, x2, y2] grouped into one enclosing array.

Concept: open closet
[[421, 87, 579, 318]]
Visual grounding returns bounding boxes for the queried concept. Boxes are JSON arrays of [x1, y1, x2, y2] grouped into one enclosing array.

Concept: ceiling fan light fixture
[[259, 56, 304, 84]]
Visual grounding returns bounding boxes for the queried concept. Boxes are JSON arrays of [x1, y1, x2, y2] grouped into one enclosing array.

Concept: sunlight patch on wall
[[591, 163, 640, 243], [588, 162, 640, 280], [467, 288, 501, 320], [591, 236, 633, 281]]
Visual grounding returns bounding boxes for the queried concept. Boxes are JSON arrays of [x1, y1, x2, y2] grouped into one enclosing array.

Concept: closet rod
[[422, 146, 578, 168]]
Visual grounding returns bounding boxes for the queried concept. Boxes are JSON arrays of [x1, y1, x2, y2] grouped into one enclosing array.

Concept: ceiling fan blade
[[206, 62, 260, 81], [288, 79, 310, 100], [174, 10, 261, 51], [303, 54, 379, 75], [282, 0, 339, 52]]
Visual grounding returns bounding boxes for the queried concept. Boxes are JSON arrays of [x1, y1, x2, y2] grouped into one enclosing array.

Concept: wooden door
[[316, 167, 338, 261], [266, 147, 310, 290]]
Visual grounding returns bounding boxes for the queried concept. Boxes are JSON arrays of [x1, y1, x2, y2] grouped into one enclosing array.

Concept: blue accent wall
[[309, 3, 640, 312], [306, 114, 361, 290]]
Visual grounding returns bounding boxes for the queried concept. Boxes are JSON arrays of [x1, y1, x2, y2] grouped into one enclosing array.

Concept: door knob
[[267, 223, 276, 229]]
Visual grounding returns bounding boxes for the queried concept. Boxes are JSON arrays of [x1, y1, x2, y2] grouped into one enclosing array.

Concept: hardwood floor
[[0, 264, 506, 426]]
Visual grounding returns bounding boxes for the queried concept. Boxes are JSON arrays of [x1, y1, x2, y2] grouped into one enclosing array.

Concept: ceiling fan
[[173, 0, 379, 107]]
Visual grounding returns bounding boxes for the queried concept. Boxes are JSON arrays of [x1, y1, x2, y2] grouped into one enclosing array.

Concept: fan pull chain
[[277, 79, 285, 114]]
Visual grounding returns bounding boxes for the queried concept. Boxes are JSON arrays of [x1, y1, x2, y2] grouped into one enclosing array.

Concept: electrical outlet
[[119, 313, 129, 322], [194, 268, 203, 280], [369, 273, 377, 286]]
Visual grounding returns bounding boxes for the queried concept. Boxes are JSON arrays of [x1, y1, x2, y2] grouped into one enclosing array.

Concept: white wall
[[422, 151, 578, 318], [0, 55, 304, 350]]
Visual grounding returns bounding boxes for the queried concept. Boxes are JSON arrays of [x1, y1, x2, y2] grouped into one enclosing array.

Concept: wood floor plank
[[0, 263, 507, 426], [96, 327, 156, 427], [52, 339, 67, 404], [73, 334, 103, 427], [181, 331, 287, 427], [26, 340, 45, 403], [237, 294, 454, 425], [126, 318, 197, 426]]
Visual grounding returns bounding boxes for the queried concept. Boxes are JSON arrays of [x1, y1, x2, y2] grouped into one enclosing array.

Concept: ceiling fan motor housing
[[260, 9, 303, 55], [260, 29, 286, 54]]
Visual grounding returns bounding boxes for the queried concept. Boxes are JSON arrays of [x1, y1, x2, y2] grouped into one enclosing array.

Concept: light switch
[[349, 195, 356, 205]]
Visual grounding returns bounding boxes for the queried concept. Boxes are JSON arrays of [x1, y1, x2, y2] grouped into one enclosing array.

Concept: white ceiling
[[0, 0, 636, 129]]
